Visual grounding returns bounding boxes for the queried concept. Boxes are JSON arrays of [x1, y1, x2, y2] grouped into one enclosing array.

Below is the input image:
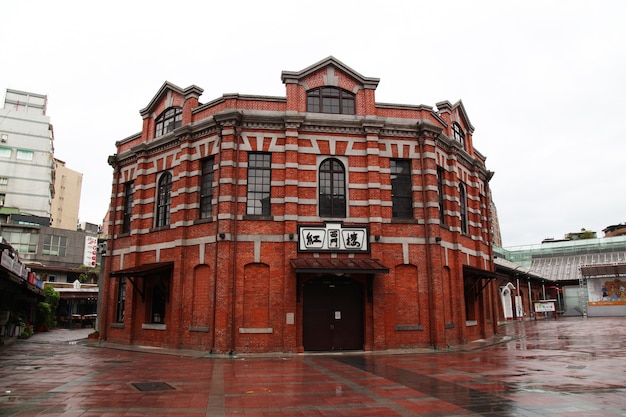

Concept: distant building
[[51, 159, 82, 231], [0, 89, 55, 219], [490, 198, 502, 247], [603, 223, 626, 238], [0, 89, 97, 336], [498, 230, 626, 317], [0, 216, 100, 325], [0, 238, 44, 342], [102, 57, 502, 354]]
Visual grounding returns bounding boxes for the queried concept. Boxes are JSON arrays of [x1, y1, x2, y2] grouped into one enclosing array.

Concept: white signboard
[[83, 236, 98, 267], [298, 223, 369, 252], [533, 301, 556, 312]]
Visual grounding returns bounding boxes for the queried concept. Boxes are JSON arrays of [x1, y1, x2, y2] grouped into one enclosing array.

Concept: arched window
[[319, 158, 346, 218], [156, 172, 172, 227], [452, 123, 465, 148], [306, 87, 355, 115], [155, 107, 182, 137], [459, 182, 468, 235]]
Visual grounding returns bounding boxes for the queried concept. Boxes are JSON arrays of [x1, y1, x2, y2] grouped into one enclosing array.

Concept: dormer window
[[306, 87, 355, 115], [155, 107, 182, 137], [452, 123, 465, 148]]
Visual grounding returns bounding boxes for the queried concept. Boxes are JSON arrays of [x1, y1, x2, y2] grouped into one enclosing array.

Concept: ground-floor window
[[150, 281, 167, 324], [116, 277, 126, 323], [465, 281, 477, 323]]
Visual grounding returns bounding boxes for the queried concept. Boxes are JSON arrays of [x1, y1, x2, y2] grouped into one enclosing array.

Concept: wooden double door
[[302, 277, 364, 351]]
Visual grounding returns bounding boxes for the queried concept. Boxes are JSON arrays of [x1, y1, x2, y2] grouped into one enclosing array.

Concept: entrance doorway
[[500, 283, 515, 320], [302, 276, 364, 351]]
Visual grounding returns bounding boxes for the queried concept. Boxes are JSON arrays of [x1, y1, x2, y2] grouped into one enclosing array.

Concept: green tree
[[44, 286, 60, 312], [73, 265, 99, 283], [36, 286, 60, 330], [565, 228, 597, 240]]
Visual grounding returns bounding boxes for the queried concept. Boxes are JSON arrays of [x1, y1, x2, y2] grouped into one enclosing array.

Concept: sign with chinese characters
[[298, 223, 369, 252], [83, 236, 98, 267]]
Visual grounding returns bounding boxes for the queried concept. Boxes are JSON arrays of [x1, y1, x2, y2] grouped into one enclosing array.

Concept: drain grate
[[131, 382, 176, 392], [566, 365, 586, 370]]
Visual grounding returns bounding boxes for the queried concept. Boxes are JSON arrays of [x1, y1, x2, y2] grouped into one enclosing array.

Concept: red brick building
[[101, 57, 500, 353]]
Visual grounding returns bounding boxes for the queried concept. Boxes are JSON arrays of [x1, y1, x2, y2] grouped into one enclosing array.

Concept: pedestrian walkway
[[1, 317, 625, 416]]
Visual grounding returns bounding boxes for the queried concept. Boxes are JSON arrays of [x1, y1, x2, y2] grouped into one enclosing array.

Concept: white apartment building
[[0, 89, 55, 220]]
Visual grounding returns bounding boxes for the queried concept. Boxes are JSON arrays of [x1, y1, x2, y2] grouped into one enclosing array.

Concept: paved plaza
[[1, 317, 625, 416]]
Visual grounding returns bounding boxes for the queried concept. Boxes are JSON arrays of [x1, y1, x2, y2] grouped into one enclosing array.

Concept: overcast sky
[[2, 0, 625, 247]]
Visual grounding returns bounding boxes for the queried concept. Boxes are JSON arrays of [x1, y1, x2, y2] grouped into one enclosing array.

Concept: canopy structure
[[290, 258, 389, 274], [109, 262, 174, 302], [580, 263, 626, 278], [109, 262, 174, 278]]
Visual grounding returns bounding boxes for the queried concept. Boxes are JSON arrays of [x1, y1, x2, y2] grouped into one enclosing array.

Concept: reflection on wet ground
[[1, 317, 625, 416], [337, 355, 518, 415]]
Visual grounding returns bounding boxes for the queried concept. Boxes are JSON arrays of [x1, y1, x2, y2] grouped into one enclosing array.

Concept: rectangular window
[[16, 150, 34, 161], [199, 157, 214, 219], [460, 183, 468, 235], [453, 123, 466, 149], [341, 97, 355, 115], [246, 153, 271, 216], [116, 277, 126, 323], [122, 181, 134, 234], [43, 234, 67, 256], [151, 280, 168, 324], [0, 193, 5, 206], [390, 159, 412, 219], [306, 95, 320, 112], [437, 166, 446, 225], [321, 87, 340, 114], [2, 230, 38, 254], [0, 177, 7, 186], [0, 147, 11, 158]]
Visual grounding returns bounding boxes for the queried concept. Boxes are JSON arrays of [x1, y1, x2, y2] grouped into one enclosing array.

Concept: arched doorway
[[499, 282, 516, 320], [302, 276, 364, 351]]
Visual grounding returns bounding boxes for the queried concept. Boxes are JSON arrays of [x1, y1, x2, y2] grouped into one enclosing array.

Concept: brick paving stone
[[1, 317, 625, 416]]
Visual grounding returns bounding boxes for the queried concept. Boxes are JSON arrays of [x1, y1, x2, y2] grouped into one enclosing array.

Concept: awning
[[0, 207, 19, 215], [290, 258, 389, 274], [463, 265, 501, 298], [55, 290, 99, 300], [463, 265, 499, 280], [580, 263, 626, 278], [110, 261, 174, 278]]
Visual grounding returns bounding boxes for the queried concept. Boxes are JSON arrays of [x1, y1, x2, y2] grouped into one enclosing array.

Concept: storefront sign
[[298, 223, 369, 252]]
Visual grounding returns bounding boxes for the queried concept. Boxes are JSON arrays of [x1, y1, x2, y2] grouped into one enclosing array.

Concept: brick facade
[[101, 57, 500, 353]]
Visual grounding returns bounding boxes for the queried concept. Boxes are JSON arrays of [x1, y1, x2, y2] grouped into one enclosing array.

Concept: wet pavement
[[1, 317, 625, 416]]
